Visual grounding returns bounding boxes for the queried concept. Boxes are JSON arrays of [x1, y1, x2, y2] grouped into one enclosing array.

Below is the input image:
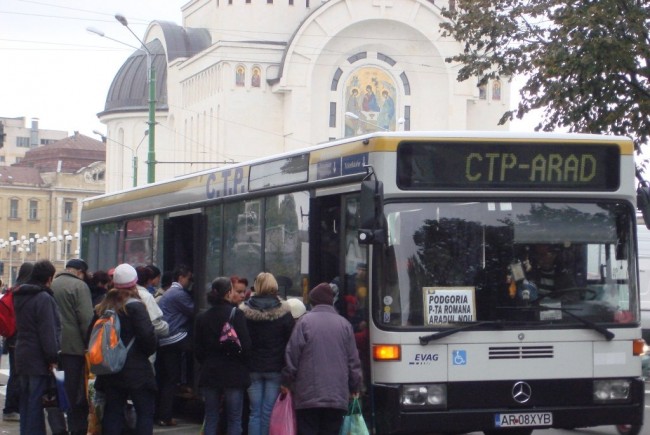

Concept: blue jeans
[[101, 385, 156, 435], [202, 387, 245, 435], [18, 374, 48, 435], [247, 372, 281, 435]]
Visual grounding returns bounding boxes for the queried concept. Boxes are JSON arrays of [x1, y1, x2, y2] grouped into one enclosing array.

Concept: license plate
[[495, 412, 553, 428]]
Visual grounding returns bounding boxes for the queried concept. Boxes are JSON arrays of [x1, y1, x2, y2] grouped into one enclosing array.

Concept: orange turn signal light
[[373, 344, 401, 361], [633, 339, 646, 356]]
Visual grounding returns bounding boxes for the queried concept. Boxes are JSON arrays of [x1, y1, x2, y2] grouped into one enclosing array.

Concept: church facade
[[98, 0, 510, 192]]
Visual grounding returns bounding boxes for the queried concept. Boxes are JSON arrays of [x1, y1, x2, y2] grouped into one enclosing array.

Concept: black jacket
[[239, 295, 294, 373], [91, 299, 158, 392], [194, 302, 252, 389], [14, 283, 61, 376]]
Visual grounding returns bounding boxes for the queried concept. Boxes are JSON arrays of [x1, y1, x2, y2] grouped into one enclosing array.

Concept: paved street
[[0, 354, 202, 434]]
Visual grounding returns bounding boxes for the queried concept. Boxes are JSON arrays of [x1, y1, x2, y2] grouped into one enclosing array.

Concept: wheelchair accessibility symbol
[[452, 350, 467, 366]]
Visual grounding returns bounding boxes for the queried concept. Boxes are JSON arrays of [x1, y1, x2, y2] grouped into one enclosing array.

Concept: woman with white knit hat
[[90, 263, 157, 435]]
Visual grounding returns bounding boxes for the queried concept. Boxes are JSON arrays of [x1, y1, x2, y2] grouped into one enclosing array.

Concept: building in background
[[97, 0, 511, 192], [0, 132, 105, 284], [0, 117, 68, 166]]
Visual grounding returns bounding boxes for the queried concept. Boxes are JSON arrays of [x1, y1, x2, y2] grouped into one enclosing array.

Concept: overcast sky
[[1, 0, 535, 139], [1, 0, 184, 138]]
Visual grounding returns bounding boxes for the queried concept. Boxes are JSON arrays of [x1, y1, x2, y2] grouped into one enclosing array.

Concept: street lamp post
[[63, 230, 75, 265], [94, 130, 148, 188], [19, 238, 30, 263], [48, 232, 57, 261], [35, 234, 43, 261], [0, 239, 9, 285], [8, 237, 14, 285], [115, 14, 156, 184], [87, 15, 156, 184]]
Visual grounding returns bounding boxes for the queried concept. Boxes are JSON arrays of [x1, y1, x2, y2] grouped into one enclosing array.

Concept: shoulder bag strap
[[229, 306, 237, 323]]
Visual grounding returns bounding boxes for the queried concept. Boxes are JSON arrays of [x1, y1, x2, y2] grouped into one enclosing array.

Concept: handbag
[[340, 397, 369, 435], [41, 376, 58, 408], [269, 391, 297, 435], [219, 307, 242, 355]]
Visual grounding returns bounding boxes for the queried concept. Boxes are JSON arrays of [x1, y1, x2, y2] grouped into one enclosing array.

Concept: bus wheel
[[483, 430, 533, 435], [616, 424, 642, 435]]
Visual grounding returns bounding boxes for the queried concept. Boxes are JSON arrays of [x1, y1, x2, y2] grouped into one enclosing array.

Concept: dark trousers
[[296, 408, 346, 435], [102, 385, 156, 435], [155, 337, 191, 421], [61, 354, 89, 433], [3, 346, 19, 414]]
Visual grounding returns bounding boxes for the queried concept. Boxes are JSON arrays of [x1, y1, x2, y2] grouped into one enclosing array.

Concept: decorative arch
[[251, 66, 261, 88], [492, 80, 502, 101], [236, 65, 246, 87], [331, 51, 406, 137]]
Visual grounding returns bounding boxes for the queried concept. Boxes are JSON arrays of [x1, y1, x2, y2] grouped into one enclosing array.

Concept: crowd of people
[[1, 259, 364, 435]]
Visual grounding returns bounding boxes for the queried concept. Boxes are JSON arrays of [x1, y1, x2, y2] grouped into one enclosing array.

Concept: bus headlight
[[593, 380, 631, 403], [401, 384, 447, 408]]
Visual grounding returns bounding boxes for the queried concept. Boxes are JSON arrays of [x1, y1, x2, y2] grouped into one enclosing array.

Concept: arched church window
[[236, 66, 245, 87], [251, 67, 261, 88], [478, 82, 487, 100], [492, 80, 501, 100]]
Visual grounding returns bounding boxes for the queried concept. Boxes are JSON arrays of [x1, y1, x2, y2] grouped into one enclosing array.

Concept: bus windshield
[[375, 200, 638, 330]]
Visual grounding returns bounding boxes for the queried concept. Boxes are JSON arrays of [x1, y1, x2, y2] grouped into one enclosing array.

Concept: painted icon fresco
[[344, 67, 397, 137], [236, 66, 245, 87], [252, 67, 261, 88]]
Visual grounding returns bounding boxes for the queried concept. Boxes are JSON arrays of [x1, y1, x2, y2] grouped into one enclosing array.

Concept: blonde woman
[[239, 272, 294, 435]]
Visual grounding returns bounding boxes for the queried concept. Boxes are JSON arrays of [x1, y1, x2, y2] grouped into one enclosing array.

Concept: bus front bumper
[[372, 379, 645, 434]]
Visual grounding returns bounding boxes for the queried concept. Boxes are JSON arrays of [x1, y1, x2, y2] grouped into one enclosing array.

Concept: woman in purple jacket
[[282, 283, 362, 435]]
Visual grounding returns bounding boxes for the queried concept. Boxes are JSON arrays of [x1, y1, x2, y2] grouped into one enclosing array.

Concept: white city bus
[[81, 132, 645, 435]]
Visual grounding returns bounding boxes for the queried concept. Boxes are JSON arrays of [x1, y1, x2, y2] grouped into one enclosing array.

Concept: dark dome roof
[[101, 22, 211, 115]]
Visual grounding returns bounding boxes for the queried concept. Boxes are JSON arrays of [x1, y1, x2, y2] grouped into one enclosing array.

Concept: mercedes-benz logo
[[512, 381, 532, 404]]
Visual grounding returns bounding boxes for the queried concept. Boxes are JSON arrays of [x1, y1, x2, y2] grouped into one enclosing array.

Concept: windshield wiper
[[500, 306, 615, 341], [419, 321, 499, 345]]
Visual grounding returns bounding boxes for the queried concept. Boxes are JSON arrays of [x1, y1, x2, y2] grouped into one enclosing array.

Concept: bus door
[[310, 191, 369, 383], [162, 209, 206, 298]]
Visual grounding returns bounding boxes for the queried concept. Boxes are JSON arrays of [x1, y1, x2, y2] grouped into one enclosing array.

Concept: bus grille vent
[[488, 346, 554, 359]]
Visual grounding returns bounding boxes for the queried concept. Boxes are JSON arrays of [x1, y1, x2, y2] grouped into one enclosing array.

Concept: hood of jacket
[[13, 283, 53, 309], [240, 296, 292, 322]]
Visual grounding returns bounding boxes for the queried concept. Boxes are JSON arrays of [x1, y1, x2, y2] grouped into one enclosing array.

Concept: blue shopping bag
[[54, 370, 69, 412], [340, 397, 369, 435]]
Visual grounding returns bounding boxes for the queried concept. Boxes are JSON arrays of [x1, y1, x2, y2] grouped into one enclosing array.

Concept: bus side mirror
[[359, 179, 386, 245], [637, 186, 650, 229]]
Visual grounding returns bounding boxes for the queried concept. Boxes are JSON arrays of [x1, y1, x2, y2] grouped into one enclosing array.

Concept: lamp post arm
[[86, 27, 141, 52]]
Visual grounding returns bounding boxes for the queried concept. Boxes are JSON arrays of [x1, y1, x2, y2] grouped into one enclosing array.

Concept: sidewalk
[[0, 354, 202, 434]]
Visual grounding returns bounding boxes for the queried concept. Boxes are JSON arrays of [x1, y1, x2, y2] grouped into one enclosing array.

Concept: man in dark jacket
[[14, 260, 60, 435], [282, 282, 362, 435], [155, 264, 195, 426], [50, 258, 94, 435]]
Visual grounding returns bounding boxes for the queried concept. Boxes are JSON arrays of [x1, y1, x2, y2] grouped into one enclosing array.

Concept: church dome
[[102, 38, 167, 115], [100, 22, 211, 115]]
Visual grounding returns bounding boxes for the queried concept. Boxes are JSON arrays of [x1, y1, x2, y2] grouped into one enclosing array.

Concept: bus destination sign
[[397, 141, 620, 191]]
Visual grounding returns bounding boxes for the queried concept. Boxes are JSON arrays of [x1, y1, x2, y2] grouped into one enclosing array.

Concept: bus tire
[[616, 424, 642, 435]]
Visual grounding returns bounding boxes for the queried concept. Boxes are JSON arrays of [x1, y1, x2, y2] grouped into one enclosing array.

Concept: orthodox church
[[98, 0, 510, 192]]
